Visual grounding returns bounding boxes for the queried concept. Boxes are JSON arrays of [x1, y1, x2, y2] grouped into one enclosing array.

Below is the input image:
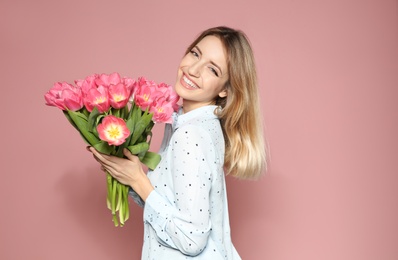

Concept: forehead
[[196, 36, 228, 69]]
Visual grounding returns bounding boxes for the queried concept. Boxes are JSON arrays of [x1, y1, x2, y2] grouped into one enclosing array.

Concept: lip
[[180, 73, 199, 90]]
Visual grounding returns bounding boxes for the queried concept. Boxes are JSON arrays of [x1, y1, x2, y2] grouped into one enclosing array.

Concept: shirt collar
[[172, 105, 219, 131]]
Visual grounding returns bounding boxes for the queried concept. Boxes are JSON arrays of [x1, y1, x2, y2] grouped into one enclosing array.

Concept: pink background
[[1, 0, 397, 259]]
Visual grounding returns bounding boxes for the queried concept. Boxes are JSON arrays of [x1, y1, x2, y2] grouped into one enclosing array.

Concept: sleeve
[[128, 122, 173, 208], [143, 124, 216, 256], [128, 188, 145, 208]]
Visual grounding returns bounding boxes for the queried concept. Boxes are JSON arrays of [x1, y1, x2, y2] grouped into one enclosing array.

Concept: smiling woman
[[88, 26, 267, 259], [182, 26, 266, 179], [175, 35, 229, 113]]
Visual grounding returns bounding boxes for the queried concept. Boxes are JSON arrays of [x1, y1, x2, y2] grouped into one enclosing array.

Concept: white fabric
[[141, 105, 241, 259]]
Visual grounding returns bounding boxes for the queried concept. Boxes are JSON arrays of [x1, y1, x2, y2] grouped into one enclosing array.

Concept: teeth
[[183, 76, 198, 89]]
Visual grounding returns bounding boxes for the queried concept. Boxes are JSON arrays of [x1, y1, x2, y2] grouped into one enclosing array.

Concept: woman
[[88, 26, 266, 259]]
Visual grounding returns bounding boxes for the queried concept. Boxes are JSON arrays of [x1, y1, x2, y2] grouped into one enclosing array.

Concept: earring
[[214, 106, 223, 117]]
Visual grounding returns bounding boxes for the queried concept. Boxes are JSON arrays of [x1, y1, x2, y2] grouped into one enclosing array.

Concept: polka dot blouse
[[130, 105, 241, 259]]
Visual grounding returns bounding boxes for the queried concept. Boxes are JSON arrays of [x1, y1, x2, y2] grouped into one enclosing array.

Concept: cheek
[[179, 54, 191, 67], [206, 78, 226, 93]]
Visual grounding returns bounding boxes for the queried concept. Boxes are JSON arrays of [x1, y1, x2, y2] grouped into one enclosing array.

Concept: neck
[[182, 100, 214, 114]]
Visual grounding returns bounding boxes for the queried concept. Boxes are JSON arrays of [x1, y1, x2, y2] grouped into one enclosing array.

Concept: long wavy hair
[[185, 26, 267, 179]]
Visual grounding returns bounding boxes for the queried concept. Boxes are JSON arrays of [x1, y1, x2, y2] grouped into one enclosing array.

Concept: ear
[[218, 89, 227, 98]]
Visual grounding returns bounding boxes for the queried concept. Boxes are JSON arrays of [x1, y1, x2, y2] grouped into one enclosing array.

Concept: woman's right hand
[[87, 147, 154, 201]]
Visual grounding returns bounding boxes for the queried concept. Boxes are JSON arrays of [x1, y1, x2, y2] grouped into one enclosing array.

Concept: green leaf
[[125, 117, 135, 133], [126, 102, 135, 119], [141, 151, 161, 170], [63, 111, 78, 129], [121, 105, 129, 119], [87, 107, 104, 139], [128, 104, 142, 131], [145, 121, 154, 134], [127, 142, 149, 155], [81, 108, 90, 118], [114, 145, 125, 158], [119, 109, 137, 155], [109, 107, 118, 117], [67, 110, 100, 146], [130, 113, 153, 145], [87, 107, 100, 130], [93, 141, 114, 155]]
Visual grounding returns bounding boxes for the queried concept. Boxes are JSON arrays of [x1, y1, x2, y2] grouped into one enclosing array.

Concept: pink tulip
[[156, 82, 180, 111], [44, 82, 83, 111], [149, 97, 174, 124], [109, 83, 131, 109], [62, 88, 84, 111], [44, 82, 67, 109], [84, 85, 110, 112], [122, 76, 135, 92], [96, 72, 121, 87], [133, 77, 159, 110], [97, 115, 130, 146], [76, 74, 98, 96]]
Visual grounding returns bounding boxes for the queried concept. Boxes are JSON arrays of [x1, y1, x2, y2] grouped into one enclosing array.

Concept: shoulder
[[170, 106, 225, 154], [176, 115, 222, 138], [171, 122, 224, 161], [173, 124, 213, 145], [173, 106, 222, 134]]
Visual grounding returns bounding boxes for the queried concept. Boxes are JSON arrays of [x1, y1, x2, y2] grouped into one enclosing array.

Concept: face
[[175, 35, 229, 113]]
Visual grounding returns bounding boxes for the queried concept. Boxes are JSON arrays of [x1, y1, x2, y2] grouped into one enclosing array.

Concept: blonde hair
[[186, 26, 267, 179]]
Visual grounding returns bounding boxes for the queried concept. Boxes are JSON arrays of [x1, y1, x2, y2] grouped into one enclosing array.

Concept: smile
[[182, 74, 199, 89]]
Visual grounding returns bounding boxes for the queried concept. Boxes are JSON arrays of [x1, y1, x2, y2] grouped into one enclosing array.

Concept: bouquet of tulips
[[44, 72, 179, 226]]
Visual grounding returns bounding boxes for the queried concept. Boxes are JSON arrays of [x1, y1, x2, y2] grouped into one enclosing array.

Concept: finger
[[123, 148, 134, 159], [123, 148, 140, 163], [87, 146, 107, 159], [89, 147, 113, 165], [91, 151, 107, 165]]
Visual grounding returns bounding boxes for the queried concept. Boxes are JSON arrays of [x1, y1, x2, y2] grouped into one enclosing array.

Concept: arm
[[144, 125, 216, 256]]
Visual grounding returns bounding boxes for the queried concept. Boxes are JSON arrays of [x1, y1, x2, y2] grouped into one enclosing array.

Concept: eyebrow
[[195, 45, 224, 76]]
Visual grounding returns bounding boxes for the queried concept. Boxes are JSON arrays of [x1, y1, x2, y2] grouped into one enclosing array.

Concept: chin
[[174, 83, 185, 98]]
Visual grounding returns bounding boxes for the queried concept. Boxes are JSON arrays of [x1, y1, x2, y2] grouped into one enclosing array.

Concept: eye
[[190, 50, 199, 58], [209, 67, 219, 77]]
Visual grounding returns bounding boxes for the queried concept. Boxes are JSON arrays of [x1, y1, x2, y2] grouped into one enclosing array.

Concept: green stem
[[111, 178, 117, 215], [116, 182, 122, 212], [119, 185, 124, 226], [124, 185, 130, 222], [106, 173, 112, 210], [113, 214, 119, 227]]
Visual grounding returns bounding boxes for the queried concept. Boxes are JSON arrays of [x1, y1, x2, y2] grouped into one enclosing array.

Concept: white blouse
[[132, 105, 241, 259]]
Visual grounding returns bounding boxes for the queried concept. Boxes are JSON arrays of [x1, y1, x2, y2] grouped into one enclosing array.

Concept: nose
[[187, 60, 201, 78]]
